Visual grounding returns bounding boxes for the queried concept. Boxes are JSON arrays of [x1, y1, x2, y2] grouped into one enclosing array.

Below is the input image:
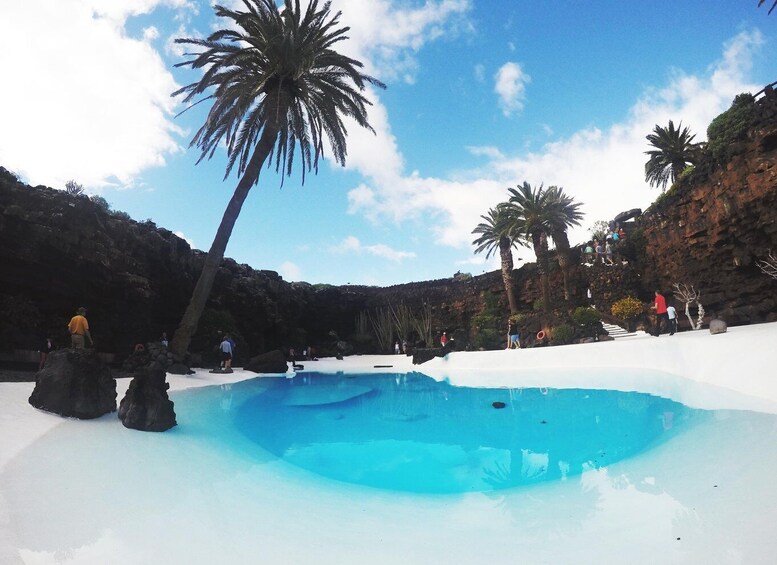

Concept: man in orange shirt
[[68, 307, 93, 349]]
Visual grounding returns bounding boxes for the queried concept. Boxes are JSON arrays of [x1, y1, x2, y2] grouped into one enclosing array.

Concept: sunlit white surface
[[2, 322, 777, 564]]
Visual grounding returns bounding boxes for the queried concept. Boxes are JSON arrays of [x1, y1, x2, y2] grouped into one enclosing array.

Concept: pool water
[[235, 372, 706, 493]]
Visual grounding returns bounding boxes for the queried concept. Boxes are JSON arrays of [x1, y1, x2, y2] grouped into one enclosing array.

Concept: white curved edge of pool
[[2, 321, 776, 476]]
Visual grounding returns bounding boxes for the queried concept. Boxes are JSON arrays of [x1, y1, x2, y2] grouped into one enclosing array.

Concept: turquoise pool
[[236, 372, 704, 493]]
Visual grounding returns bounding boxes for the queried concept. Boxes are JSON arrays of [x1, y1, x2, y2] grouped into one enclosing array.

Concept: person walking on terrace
[[667, 303, 678, 335], [652, 291, 669, 336], [68, 307, 93, 349], [220, 334, 234, 372], [507, 319, 520, 349]]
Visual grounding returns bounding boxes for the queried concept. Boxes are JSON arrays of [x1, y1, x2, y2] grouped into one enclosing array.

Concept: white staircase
[[601, 321, 640, 339]]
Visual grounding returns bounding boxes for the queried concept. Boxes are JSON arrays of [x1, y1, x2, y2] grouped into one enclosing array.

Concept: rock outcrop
[[245, 350, 289, 374], [639, 91, 777, 325], [28, 349, 117, 418], [118, 367, 177, 432]]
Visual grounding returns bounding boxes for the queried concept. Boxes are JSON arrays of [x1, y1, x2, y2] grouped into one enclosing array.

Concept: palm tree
[[758, 0, 777, 15], [545, 186, 584, 302], [169, 0, 385, 356], [644, 120, 699, 192], [506, 182, 554, 312], [472, 204, 523, 314]]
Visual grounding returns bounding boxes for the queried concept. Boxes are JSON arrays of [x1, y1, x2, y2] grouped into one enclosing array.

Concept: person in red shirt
[[652, 290, 669, 336], [440, 332, 448, 348]]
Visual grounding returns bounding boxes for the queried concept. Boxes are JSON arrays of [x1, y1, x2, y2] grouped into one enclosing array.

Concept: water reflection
[[236, 372, 704, 493]]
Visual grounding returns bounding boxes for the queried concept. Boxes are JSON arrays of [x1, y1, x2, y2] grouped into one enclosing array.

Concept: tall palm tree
[[472, 204, 522, 314], [506, 182, 555, 312], [644, 120, 699, 192], [758, 0, 777, 15], [545, 186, 584, 302], [169, 0, 385, 356]]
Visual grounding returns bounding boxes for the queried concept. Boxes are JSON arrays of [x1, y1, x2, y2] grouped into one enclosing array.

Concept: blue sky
[[1, 1, 775, 285]]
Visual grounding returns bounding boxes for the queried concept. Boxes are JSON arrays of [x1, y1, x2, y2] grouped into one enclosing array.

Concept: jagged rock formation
[[118, 367, 177, 431], [28, 349, 117, 418]]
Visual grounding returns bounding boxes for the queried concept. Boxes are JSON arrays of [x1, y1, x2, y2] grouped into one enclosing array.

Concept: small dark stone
[[492, 401, 506, 409], [540, 420, 547, 424]]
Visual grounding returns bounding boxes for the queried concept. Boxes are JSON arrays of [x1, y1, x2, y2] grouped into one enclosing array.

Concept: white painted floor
[[2, 323, 777, 564]]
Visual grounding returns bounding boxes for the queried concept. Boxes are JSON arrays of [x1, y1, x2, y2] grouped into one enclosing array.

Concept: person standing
[[67, 307, 93, 349], [507, 320, 520, 349], [667, 304, 678, 335], [394, 341, 400, 354], [652, 291, 669, 336], [595, 241, 605, 264], [440, 332, 448, 348], [38, 336, 54, 370], [220, 334, 233, 372]]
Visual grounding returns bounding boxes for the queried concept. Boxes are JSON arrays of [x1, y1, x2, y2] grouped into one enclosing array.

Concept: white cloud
[[0, 0, 185, 189], [279, 261, 302, 281], [347, 29, 765, 262], [474, 64, 486, 83], [494, 61, 531, 117], [143, 26, 160, 41], [174, 230, 195, 249], [332, 236, 416, 262], [467, 146, 505, 160], [333, 0, 473, 83]]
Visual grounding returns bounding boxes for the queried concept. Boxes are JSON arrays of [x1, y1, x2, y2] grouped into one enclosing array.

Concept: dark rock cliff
[[639, 90, 777, 324], [1, 90, 775, 358]]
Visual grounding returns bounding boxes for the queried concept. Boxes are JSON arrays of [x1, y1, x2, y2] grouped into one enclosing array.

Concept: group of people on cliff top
[[584, 223, 627, 266]]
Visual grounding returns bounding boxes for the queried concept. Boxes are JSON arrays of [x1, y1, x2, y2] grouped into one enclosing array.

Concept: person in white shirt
[[666, 304, 678, 335], [220, 335, 233, 371]]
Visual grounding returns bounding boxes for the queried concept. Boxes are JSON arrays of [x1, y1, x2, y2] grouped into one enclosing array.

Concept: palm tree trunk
[[532, 231, 551, 312], [170, 128, 277, 357], [552, 229, 575, 302], [498, 236, 518, 314]]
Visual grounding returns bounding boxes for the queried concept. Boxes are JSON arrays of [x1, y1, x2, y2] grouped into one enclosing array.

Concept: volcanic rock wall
[[639, 92, 777, 324], [0, 170, 515, 356], [2, 91, 776, 358]]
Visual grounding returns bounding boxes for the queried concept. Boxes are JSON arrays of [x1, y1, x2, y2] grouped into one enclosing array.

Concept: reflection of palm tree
[[169, 0, 384, 355], [472, 204, 523, 314]]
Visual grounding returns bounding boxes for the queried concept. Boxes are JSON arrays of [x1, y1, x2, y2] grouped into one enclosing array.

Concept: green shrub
[[509, 313, 526, 324], [473, 328, 502, 350], [572, 306, 600, 326], [611, 297, 644, 320], [550, 323, 575, 345], [471, 291, 505, 350], [619, 228, 647, 264], [65, 180, 84, 195], [110, 210, 131, 221], [706, 93, 756, 162], [532, 298, 544, 312], [677, 165, 695, 182], [90, 195, 111, 213]]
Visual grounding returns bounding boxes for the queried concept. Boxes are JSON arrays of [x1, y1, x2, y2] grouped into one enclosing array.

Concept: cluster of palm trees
[[472, 183, 583, 315]]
